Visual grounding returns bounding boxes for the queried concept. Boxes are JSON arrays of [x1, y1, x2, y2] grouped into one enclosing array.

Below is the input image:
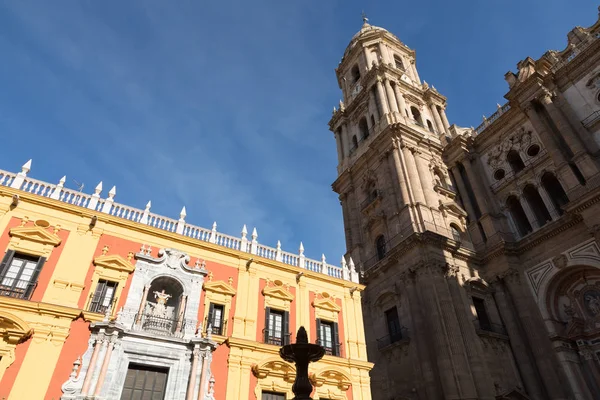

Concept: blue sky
[[0, 1, 595, 264]]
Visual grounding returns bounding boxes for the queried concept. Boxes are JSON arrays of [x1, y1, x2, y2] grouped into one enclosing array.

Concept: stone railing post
[[341, 257, 349, 281], [101, 186, 116, 213], [10, 159, 32, 189], [140, 201, 151, 224], [208, 221, 217, 243], [49, 175, 66, 200], [87, 182, 103, 211], [276, 240, 283, 262], [298, 242, 305, 269], [176, 207, 187, 234], [349, 257, 359, 283], [240, 225, 248, 252], [320, 254, 327, 274], [250, 228, 258, 255]]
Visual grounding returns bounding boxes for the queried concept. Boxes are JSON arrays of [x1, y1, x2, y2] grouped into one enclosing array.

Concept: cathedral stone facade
[[329, 10, 600, 400]]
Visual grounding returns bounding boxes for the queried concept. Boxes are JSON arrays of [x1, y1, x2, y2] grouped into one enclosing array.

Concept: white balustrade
[[0, 161, 356, 281]]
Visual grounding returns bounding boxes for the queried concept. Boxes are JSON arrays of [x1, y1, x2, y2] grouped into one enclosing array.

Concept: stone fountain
[[279, 326, 325, 400]]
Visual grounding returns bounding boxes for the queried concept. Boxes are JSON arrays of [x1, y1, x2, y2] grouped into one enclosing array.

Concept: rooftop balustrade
[[0, 160, 360, 283]]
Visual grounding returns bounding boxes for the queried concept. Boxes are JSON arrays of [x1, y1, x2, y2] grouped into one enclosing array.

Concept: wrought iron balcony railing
[[134, 312, 188, 337], [87, 295, 118, 315], [315, 339, 341, 356], [0, 279, 37, 300], [263, 328, 291, 346], [376, 328, 410, 350]]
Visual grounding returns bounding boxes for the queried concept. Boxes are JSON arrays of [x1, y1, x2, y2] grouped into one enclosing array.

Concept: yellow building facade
[[0, 161, 372, 400]]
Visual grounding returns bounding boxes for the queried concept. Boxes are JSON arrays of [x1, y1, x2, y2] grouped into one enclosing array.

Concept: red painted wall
[[211, 343, 229, 399], [44, 317, 91, 399], [197, 260, 238, 336], [0, 338, 32, 398], [77, 234, 141, 311]]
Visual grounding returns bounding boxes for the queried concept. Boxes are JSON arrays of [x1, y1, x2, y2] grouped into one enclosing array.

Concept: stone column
[[414, 150, 438, 208], [450, 166, 477, 219], [502, 270, 569, 400], [447, 268, 496, 400], [554, 91, 600, 154], [492, 280, 546, 400], [536, 184, 560, 220], [430, 104, 446, 135], [402, 272, 442, 398], [439, 107, 451, 131], [393, 82, 407, 117], [335, 130, 344, 163], [391, 143, 412, 206], [197, 351, 210, 400], [176, 294, 188, 333], [187, 348, 200, 400], [416, 265, 462, 398], [462, 159, 490, 215], [518, 196, 540, 229], [368, 86, 380, 121], [341, 124, 350, 158], [404, 146, 425, 204], [81, 339, 101, 395], [376, 78, 390, 115], [136, 284, 151, 325], [385, 79, 399, 116], [94, 339, 115, 397]]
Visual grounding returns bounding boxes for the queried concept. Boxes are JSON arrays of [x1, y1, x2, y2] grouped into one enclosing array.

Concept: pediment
[[203, 280, 236, 297], [93, 254, 135, 274], [9, 226, 61, 247], [262, 285, 294, 302], [312, 297, 342, 313], [252, 359, 295, 382], [439, 201, 467, 217], [0, 312, 33, 344], [311, 369, 352, 391]]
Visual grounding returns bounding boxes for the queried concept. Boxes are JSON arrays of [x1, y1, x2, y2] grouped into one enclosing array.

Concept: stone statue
[[585, 292, 600, 316], [151, 289, 171, 317]]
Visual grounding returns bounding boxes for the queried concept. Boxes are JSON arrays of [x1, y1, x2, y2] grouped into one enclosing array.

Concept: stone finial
[[94, 181, 103, 194], [180, 206, 187, 219], [102, 245, 109, 255], [361, 11, 369, 25], [108, 186, 116, 198], [252, 227, 258, 240], [59, 175, 66, 185], [22, 159, 32, 173], [241, 224, 248, 238], [348, 257, 356, 272], [341, 256, 347, 269], [299, 242, 305, 256], [207, 324, 213, 339], [277, 240, 281, 251], [321, 254, 326, 263], [145, 200, 152, 209]]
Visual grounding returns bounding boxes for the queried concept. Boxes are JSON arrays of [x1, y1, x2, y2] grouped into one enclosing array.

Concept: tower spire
[[361, 11, 369, 25]]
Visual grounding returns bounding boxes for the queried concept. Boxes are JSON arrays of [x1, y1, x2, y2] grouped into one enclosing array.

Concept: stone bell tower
[[328, 17, 513, 400]]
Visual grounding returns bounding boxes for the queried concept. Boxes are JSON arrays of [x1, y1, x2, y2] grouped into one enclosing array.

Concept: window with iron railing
[[0, 250, 45, 300], [316, 319, 340, 356], [88, 279, 117, 314], [207, 303, 225, 335], [264, 307, 290, 346]]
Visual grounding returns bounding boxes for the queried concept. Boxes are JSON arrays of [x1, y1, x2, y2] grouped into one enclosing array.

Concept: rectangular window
[[385, 307, 402, 343], [120, 364, 168, 400], [0, 250, 45, 300], [207, 303, 225, 335], [264, 307, 290, 346], [261, 392, 286, 400], [317, 319, 340, 356], [473, 297, 491, 331], [89, 280, 117, 314]]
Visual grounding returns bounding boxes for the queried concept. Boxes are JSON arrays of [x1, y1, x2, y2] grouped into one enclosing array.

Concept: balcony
[[263, 329, 291, 346], [134, 312, 188, 338], [376, 328, 410, 350], [0, 279, 37, 300], [473, 319, 507, 337], [87, 296, 118, 315]]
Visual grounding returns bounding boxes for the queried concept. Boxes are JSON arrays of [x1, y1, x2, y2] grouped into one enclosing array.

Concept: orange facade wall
[[0, 217, 21, 261], [256, 279, 297, 342], [308, 292, 346, 357], [45, 317, 91, 399], [211, 342, 230, 399], [0, 338, 32, 399], [77, 234, 141, 310]]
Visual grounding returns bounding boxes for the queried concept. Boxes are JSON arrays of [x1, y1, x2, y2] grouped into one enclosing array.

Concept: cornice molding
[[93, 253, 135, 274], [9, 225, 61, 247], [312, 296, 342, 313], [203, 278, 237, 297]]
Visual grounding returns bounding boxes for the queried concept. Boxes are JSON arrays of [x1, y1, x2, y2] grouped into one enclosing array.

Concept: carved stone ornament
[[486, 127, 534, 168], [159, 248, 190, 270], [553, 254, 569, 269]]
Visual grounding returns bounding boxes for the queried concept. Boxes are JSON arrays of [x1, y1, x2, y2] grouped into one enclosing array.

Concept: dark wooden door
[[120, 364, 168, 400]]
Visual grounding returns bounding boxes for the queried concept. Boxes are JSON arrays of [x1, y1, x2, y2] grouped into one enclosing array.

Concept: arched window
[[433, 170, 447, 189], [569, 163, 586, 186], [506, 150, 525, 173], [410, 107, 422, 126], [371, 86, 382, 118], [426, 120, 435, 133], [370, 114, 376, 127], [359, 118, 369, 139], [376, 235, 387, 260], [523, 184, 552, 226], [450, 224, 462, 242], [351, 135, 358, 149], [506, 196, 532, 237], [351, 64, 361, 84], [394, 55, 405, 71], [541, 172, 568, 215]]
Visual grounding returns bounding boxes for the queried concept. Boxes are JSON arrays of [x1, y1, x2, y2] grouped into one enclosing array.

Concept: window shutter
[[0, 250, 16, 277], [207, 303, 215, 332], [264, 307, 271, 342], [283, 311, 290, 345], [333, 322, 340, 356], [25, 256, 46, 298], [316, 319, 322, 345]]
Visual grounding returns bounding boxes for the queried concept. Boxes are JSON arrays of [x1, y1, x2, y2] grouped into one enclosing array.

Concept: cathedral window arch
[[506, 195, 532, 237], [506, 150, 525, 173], [136, 276, 187, 335], [358, 117, 369, 139], [541, 172, 568, 215], [450, 224, 462, 242], [370, 114, 376, 128], [410, 106, 423, 127], [394, 55, 405, 71], [350, 64, 360, 84], [426, 119, 435, 133], [351, 135, 358, 151], [522, 184, 552, 226], [375, 235, 386, 261]]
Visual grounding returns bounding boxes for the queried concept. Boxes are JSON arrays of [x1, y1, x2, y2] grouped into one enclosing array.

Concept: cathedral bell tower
[[328, 17, 506, 400]]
